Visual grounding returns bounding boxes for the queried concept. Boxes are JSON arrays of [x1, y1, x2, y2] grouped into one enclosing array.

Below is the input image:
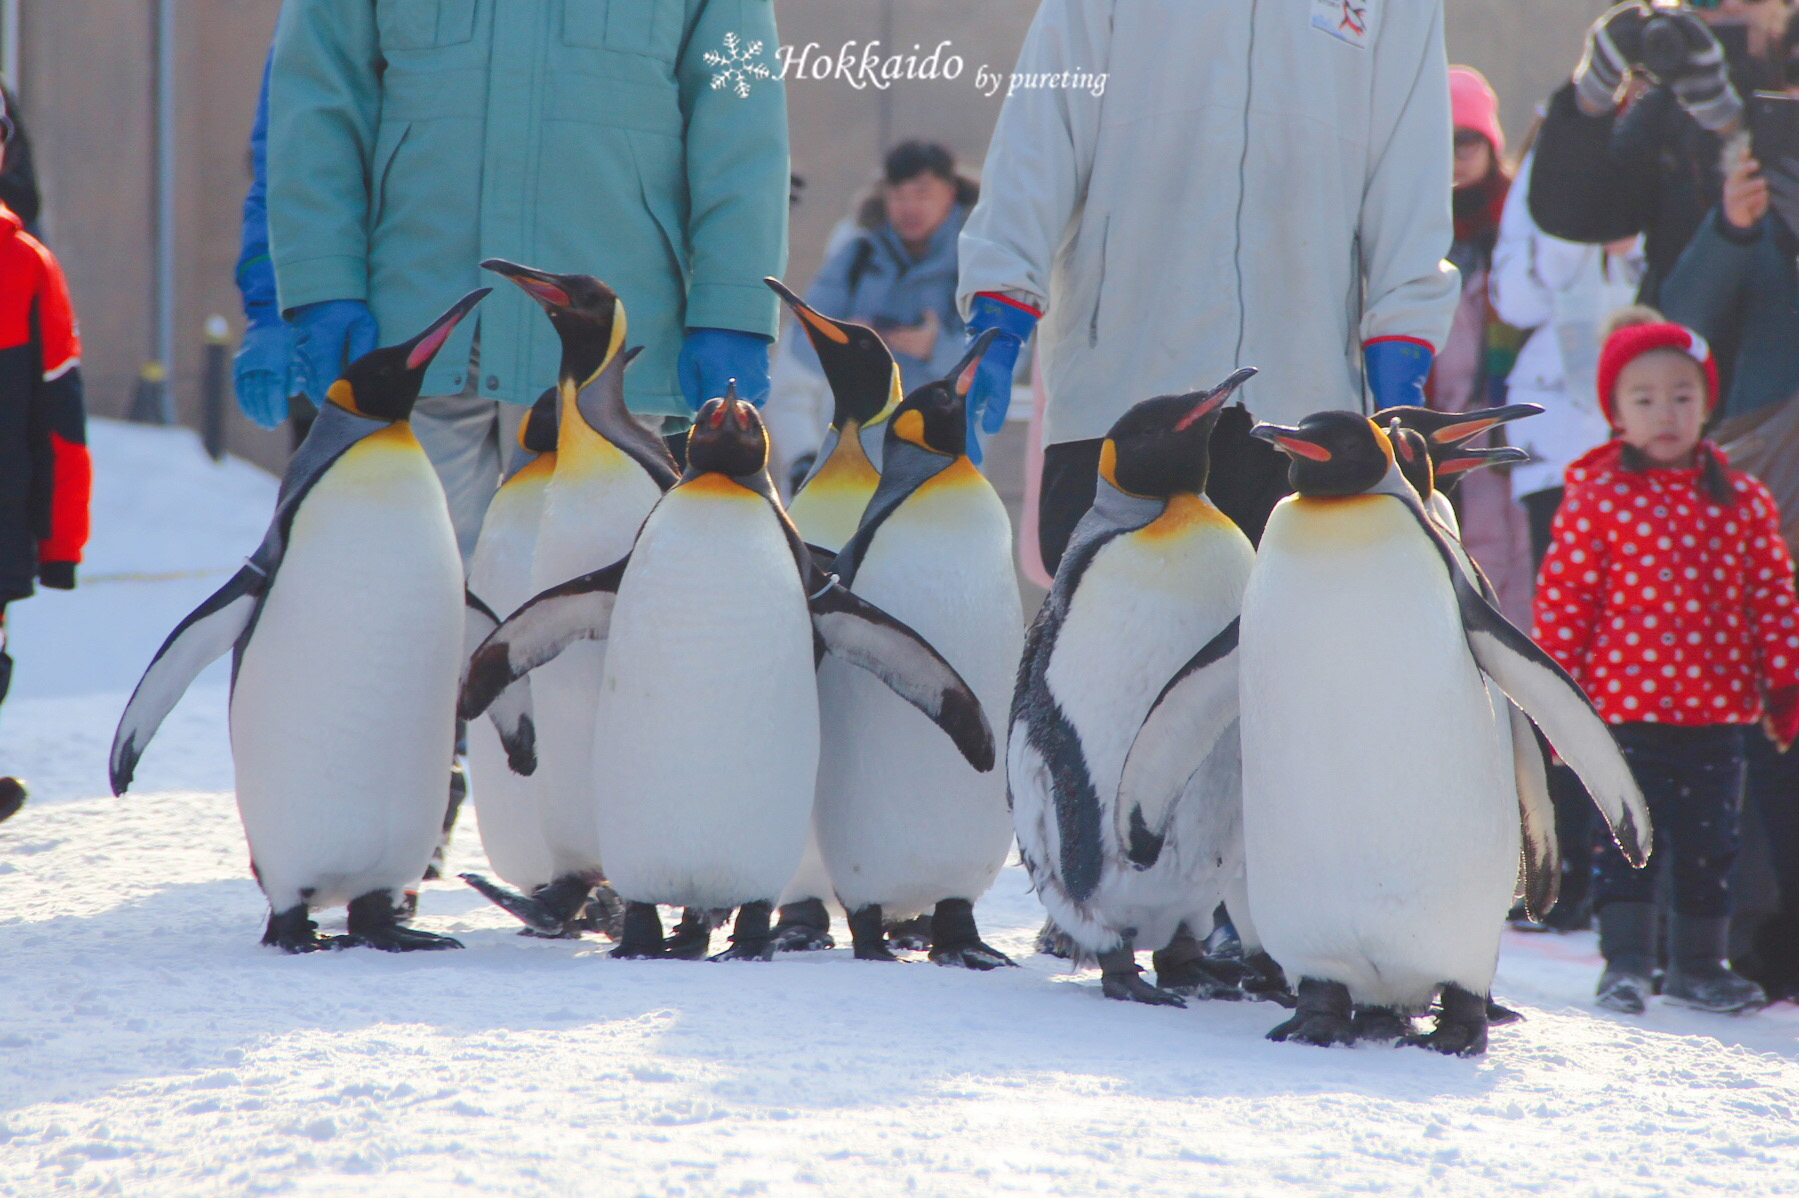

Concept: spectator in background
[[1431, 66, 1533, 625], [794, 141, 976, 396], [1491, 138, 1646, 933], [0, 81, 40, 239], [0, 89, 89, 822]]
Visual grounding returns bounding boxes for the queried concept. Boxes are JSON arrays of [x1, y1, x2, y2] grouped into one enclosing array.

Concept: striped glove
[[1573, 3, 1649, 115], [1660, 11, 1743, 134]]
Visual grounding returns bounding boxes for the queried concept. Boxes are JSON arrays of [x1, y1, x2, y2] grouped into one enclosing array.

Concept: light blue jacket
[[267, 0, 789, 416]]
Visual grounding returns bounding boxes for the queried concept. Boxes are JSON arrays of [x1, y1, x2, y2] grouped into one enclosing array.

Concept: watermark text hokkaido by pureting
[[777, 39, 1107, 98]]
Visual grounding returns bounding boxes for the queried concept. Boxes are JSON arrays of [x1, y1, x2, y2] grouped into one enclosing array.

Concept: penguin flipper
[[808, 579, 995, 772], [1116, 619, 1240, 869], [109, 565, 264, 795], [1452, 571, 1651, 867], [1509, 700, 1560, 920], [464, 589, 538, 774], [459, 557, 628, 721]]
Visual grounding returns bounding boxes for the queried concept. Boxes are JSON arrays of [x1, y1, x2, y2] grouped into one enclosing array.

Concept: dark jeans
[[1595, 723, 1747, 919], [1038, 405, 1291, 572], [1520, 485, 1563, 570]]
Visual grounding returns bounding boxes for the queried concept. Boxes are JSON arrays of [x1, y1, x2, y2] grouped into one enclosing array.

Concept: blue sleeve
[[1659, 208, 1756, 345], [234, 47, 278, 324]]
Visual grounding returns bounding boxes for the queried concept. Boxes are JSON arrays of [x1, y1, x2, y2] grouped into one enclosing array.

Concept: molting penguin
[[1011, 370, 1257, 1006], [461, 393, 995, 961], [764, 277, 905, 952], [458, 260, 678, 941], [1236, 411, 1651, 1054], [110, 290, 490, 951], [815, 331, 1024, 969], [460, 389, 561, 922]]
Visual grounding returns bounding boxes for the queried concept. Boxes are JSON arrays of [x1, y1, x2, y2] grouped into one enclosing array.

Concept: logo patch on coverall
[[1311, 0, 1375, 48]]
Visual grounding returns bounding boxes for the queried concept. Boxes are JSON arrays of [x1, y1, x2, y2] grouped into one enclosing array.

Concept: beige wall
[[15, 0, 1607, 474]]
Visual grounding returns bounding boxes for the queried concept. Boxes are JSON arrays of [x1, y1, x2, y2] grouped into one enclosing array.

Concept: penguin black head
[[482, 259, 623, 389], [1249, 410, 1393, 498], [686, 383, 769, 479], [1101, 367, 1258, 498], [328, 288, 489, 423], [765, 277, 899, 430], [887, 328, 999, 458], [1389, 421, 1435, 501], [519, 388, 560, 456]]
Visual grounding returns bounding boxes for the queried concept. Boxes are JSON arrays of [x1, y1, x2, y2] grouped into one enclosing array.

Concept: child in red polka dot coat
[[1533, 319, 1799, 1017]]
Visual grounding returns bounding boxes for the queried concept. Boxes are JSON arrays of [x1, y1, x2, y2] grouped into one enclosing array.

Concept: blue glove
[[964, 293, 1039, 465], [1363, 338, 1435, 411], [678, 328, 772, 411], [233, 315, 299, 429], [291, 299, 379, 405]]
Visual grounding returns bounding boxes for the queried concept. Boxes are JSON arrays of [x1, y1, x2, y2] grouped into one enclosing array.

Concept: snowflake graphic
[[704, 31, 771, 98]]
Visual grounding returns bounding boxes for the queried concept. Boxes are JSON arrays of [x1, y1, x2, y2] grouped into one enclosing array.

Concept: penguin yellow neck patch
[[326, 380, 363, 417], [1098, 440, 1153, 499], [681, 472, 759, 499], [892, 409, 930, 450], [813, 424, 880, 491], [359, 420, 422, 451], [1138, 492, 1230, 541]]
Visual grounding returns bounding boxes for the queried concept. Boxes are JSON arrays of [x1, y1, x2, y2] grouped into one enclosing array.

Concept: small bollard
[[202, 315, 230, 461]]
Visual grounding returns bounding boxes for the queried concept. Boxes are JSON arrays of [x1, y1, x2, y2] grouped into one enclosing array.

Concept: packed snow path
[[2, 422, 1796, 1196]]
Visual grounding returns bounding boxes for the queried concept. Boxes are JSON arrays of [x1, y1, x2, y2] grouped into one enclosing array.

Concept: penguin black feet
[[1266, 978, 1356, 1047], [611, 901, 666, 959], [339, 890, 464, 952], [1240, 951, 1296, 1006], [1404, 984, 1489, 1057], [847, 905, 900, 962], [1035, 915, 1075, 959], [1152, 924, 1244, 1001], [261, 904, 326, 954], [771, 898, 835, 952], [1485, 998, 1525, 1026], [424, 752, 469, 880], [710, 901, 776, 962], [575, 881, 626, 940], [666, 908, 727, 960], [885, 914, 933, 952], [1350, 1005, 1413, 1044], [1098, 947, 1186, 1007], [928, 898, 1015, 971], [461, 872, 596, 938]]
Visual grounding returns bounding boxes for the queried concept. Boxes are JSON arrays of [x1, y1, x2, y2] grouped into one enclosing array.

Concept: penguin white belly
[[591, 482, 818, 907], [1241, 497, 1517, 1009], [529, 454, 662, 881], [1025, 512, 1252, 954], [818, 467, 1022, 916], [231, 428, 464, 912], [466, 462, 556, 891]]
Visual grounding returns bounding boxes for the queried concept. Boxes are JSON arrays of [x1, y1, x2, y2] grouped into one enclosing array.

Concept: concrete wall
[[13, 0, 1607, 475]]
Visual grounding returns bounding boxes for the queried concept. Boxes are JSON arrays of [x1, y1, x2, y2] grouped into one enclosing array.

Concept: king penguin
[[1010, 370, 1257, 1005], [460, 393, 995, 960], [458, 260, 678, 941], [813, 331, 1024, 969], [763, 277, 905, 952], [1377, 403, 1541, 536], [109, 290, 490, 951], [460, 388, 560, 921], [1230, 411, 1651, 1054]]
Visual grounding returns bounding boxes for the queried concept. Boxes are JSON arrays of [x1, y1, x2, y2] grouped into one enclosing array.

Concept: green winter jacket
[[267, 0, 788, 417]]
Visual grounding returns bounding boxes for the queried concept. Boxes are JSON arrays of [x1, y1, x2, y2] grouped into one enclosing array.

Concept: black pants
[[1037, 405, 1292, 573], [1595, 723, 1747, 919], [1520, 486, 1564, 570]]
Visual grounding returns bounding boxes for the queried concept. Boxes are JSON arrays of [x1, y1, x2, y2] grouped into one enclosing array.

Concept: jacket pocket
[[368, 121, 412, 234], [564, 0, 679, 61], [1088, 215, 1109, 348], [375, 0, 476, 51]]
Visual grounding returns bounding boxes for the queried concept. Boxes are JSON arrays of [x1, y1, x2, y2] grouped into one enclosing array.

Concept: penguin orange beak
[[1436, 444, 1529, 476], [765, 276, 851, 346], [1426, 402, 1545, 445], [482, 258, 573, 311], [404, 287, 491, 371], [1178, 365, 1258, 431], [1250, 423, 1331, 461]]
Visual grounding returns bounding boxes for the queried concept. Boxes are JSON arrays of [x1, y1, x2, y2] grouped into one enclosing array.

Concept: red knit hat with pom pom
[[1596, 322, 1718, 426]]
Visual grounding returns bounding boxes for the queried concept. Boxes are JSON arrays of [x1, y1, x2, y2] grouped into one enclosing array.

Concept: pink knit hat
[[1449, 66, 1505, 161]]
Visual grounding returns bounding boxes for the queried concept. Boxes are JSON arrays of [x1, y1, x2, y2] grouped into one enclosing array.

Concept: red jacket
[[0, 202, 88, 601], [1533, 439, 1799, 726]]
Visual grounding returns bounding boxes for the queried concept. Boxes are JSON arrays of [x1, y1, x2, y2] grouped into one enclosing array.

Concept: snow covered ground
[[2, 420, 1797, 1196]]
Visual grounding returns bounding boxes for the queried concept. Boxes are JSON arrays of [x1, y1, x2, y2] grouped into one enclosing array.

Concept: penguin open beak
[[1176, 366, 1259, 431], [1425, 402, 1545, 445], [947, 328, 1001, 398], [1435, 443, 1529, 476], [481, 258, 573, 311], [404, 287, 491, 371], [1250, 422, 1332, 461]]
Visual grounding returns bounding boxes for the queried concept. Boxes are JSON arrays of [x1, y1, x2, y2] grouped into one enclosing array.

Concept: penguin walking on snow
[[814, 332, 1024, 969], [110, 291, 490, 951], [458, 261, 678, 942], [1232, 411, 1651, 1054], [1011, 370, 1257, 1006], [763, 277, 905, 952], [460, 393, 995, 961]]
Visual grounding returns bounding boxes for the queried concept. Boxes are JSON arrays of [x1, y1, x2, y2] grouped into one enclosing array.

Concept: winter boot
[[1663, 915, 1767, 1013], [1595, 901, 1656, 1015]]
